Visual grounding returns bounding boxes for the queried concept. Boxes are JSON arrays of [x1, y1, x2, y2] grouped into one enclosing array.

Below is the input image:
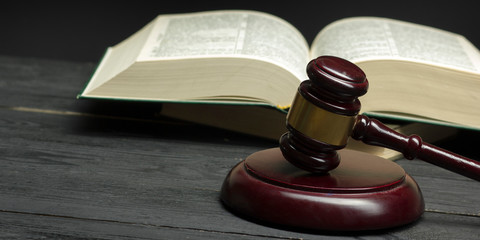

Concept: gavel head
[[280, 56, 369, 173]]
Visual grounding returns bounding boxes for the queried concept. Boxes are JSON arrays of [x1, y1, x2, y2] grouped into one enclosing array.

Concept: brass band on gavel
[[286, 92, 356, 147]]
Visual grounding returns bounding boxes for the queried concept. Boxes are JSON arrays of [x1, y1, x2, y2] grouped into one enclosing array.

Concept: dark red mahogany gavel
[[221, 56, 480, 232], [280, 56, 480, 181]]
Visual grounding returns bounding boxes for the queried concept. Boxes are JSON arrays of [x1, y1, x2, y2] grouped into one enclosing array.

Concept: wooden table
[[1, 55, 479, 239]]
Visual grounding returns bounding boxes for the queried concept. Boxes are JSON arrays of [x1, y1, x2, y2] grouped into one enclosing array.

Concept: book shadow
[[71, 99, 277, 148]]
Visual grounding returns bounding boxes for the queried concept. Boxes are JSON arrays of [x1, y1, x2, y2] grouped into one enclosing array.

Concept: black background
[[2, 0, 479, 63]]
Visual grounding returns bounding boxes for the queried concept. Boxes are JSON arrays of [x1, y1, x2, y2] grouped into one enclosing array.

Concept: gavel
[[280, 55, 480, 181], [221, 55, 480, 231]]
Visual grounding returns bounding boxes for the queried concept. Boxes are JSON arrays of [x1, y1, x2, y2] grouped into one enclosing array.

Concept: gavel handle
[[352, 115, 480, 181]]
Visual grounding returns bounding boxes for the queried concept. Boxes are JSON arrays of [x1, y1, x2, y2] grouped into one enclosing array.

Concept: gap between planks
[[0, 209, 300, 240]]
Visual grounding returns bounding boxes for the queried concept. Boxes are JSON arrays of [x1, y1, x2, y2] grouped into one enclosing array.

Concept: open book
[[79, 10, 479, 152]]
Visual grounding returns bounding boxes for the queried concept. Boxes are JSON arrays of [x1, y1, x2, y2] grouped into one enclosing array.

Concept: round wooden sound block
[[221, 148, 424, 231]]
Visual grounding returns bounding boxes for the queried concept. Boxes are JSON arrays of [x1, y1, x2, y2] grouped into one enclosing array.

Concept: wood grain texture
[[0, 56, 479, 239]]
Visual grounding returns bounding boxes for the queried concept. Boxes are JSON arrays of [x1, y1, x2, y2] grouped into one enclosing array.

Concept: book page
[[139, 10, 310, 80], [84, 21, 155, 94], [311, 17, 480, 73]]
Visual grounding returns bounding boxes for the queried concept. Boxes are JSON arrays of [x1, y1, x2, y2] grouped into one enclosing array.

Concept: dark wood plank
[[0, 56, 94, 109], [2, 104, 479, 239], [397, 159, 480, 216], [1, 210, 479, 240], [0, 109, 332, 239]]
